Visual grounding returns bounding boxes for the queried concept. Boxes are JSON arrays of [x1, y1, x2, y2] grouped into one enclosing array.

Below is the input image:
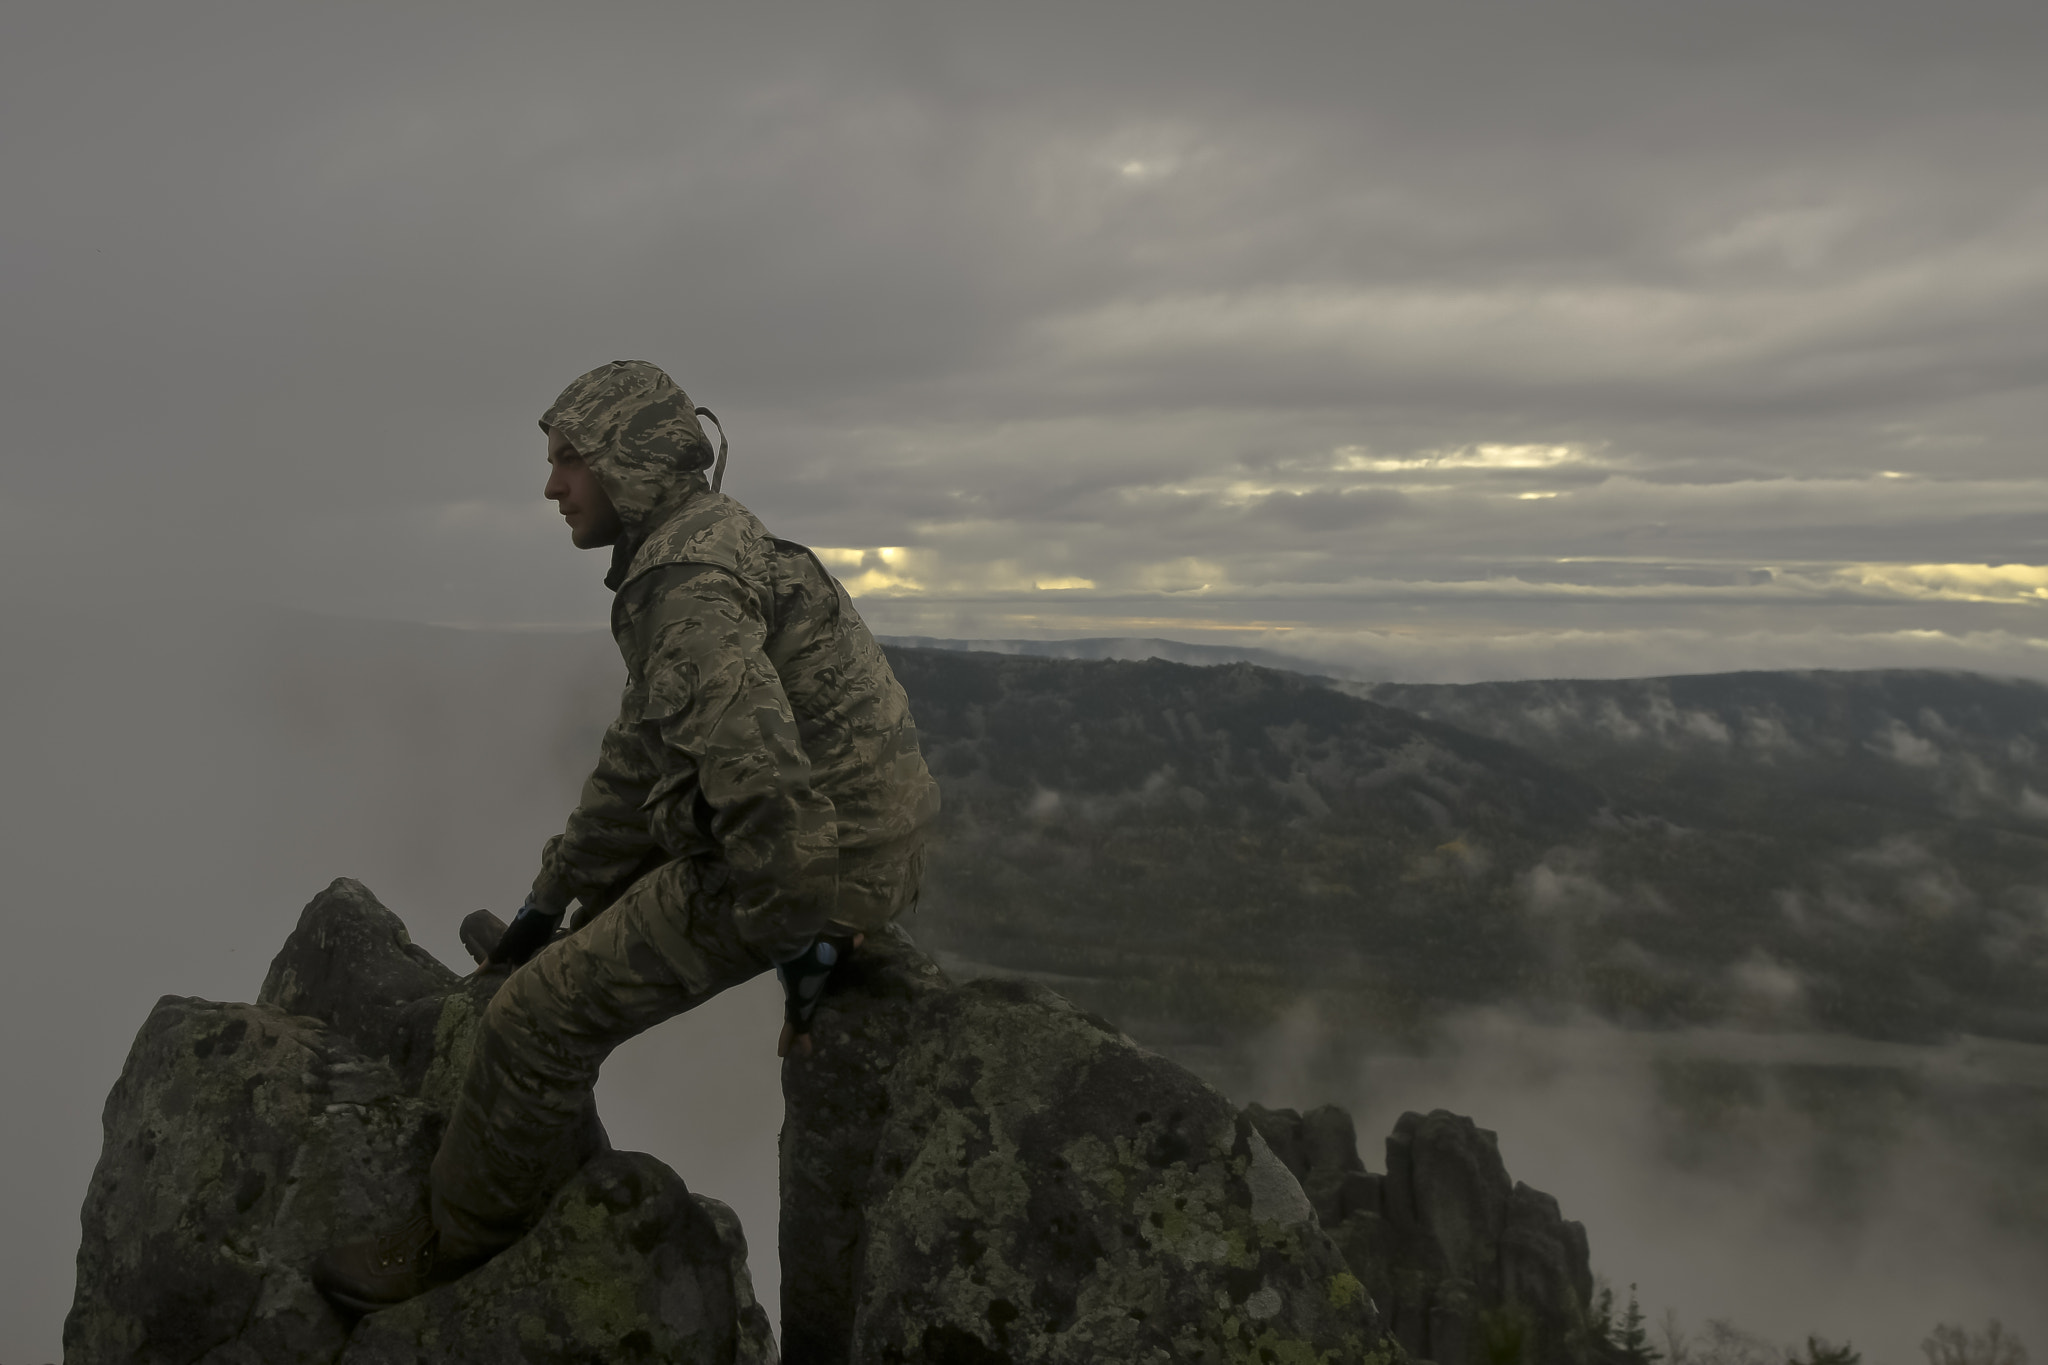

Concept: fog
[[0, 605, 789, 1361], [1220, 1005, 2048, 1364], [9, 2, 2048, 1357], [7, 607, 2044, 1360]]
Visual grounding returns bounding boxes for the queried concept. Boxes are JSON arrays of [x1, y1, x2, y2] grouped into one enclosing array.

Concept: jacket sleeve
[[528, 699, 662, 917], [633, 562, 840, 961]]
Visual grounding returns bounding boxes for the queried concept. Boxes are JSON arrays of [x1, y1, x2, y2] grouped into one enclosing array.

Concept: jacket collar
[[602, 475, 710, 592]]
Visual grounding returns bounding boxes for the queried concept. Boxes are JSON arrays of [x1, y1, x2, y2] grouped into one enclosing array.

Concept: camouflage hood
[[540, 361, 726, 533]]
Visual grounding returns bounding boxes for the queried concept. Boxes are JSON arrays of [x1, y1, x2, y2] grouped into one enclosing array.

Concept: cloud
[[1838, 563, 2048, 605], [7, 6, 2048, 1352], [814, 546, 926, 594], [1726, 952, 1808, 1021], [1225, 1003, 2048, 1359], [3, 0, 2045, 676], [1248, 488, 1412, 533]]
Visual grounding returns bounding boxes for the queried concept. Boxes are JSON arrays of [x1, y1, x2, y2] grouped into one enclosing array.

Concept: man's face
[[543, 426, 623, 549]]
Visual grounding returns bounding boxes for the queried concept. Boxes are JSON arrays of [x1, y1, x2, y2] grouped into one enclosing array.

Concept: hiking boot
[[459, 908, 509, 964], [311, 1211, 470, 1313]]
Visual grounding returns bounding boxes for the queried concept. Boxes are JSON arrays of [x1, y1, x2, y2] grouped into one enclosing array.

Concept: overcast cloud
[[8, 3, 2048, 1357], [5, 0, 2047, 677]]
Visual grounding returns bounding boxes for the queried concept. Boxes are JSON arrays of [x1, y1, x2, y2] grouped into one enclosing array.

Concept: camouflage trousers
[[429, 847, 922, 1259]]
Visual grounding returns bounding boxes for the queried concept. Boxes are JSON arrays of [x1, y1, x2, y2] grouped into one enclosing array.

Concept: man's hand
[[775, 933, 862, 1058], [487, 901, 563, 969]]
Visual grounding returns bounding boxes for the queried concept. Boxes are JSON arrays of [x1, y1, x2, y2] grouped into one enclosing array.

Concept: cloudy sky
[[8, 5, 2048, 1354], [7, 0, 2047, 680]]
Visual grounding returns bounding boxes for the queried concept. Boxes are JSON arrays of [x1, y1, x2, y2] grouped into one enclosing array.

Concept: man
[[313, 360, 940, 1309]]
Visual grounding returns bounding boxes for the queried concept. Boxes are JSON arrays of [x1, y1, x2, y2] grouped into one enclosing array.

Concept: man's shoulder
[[626, 491, 771, 585]]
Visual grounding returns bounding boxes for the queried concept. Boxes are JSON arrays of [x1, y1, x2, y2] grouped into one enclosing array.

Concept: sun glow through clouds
[[1838, 563, 2048, 604], [1335, 442, 1598, 473]]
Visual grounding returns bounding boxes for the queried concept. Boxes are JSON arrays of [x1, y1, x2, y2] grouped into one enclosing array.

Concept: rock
[[778, 929, 950, 1365], [1498, 1184, 1597, 1363], [69, 876, 1618, 1364], [341, 1154, 775, 1365], [1248, 1103, 1377, 1229], [258, 876, 463, 1064], [1248, 1103, 1610, 1365], [1385, 1109, 1513, 1290], [781, 932, 1384, 1364], [64, 878, 776, 1365], [63, 998, 416, 1364]]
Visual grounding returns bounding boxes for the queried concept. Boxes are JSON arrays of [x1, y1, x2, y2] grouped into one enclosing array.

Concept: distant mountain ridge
[[877, 633, 1365, 678], [891, 647, 1603, 1034], [886, 648, 2048, 1048], [1362, 668, 2048, 835]]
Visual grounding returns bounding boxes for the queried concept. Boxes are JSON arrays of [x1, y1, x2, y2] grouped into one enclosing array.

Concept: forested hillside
[[891, 650, 2048, 1048]]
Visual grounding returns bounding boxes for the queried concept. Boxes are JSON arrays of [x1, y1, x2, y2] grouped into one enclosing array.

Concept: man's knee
[[474, 958, 591, 1094], [482, 964, 546, 1048]]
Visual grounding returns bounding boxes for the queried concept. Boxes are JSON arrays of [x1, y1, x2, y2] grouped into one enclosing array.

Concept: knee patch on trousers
[[482, 968, 541, 1045]]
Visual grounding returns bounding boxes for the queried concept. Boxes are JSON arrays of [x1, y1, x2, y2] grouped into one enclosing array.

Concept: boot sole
[[314, 1282, 403, 1315], [314, 1258, 488, 1315]]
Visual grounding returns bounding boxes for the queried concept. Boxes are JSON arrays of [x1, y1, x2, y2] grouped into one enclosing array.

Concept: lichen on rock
[[63, 878, 776, 1365], [339, 1153, 776, 1365], [781, 937, 1385, 1363], [1248, 1103, 1618, 1365], [65, 876, 1610, 1365]]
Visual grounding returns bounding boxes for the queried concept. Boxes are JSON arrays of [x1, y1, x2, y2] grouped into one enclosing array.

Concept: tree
[[1616, 1286, 1663, 1365], [1923, 1322, 2028, 1365], [1660, 1309, 1693, 1365], [1788, 1337, 1861, 1365], [1693, 1319, 1783, 1365], [1592, 1281, 1663, 1365]]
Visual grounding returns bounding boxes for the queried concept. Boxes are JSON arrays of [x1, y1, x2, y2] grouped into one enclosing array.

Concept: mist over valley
[[7, 606, 2043, 1359]]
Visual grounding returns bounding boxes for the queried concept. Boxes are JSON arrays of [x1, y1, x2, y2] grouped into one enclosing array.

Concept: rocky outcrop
[[63, 879, 775, 1365], [780, 931, 1385, 1364], [341, 1155, 772, 1365], [1247, 1104, 1614, 1365], [67, 878, 1619, 1365]]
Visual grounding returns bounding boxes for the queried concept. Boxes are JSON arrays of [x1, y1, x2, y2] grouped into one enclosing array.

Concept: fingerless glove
[[488, 900, 563, 968]]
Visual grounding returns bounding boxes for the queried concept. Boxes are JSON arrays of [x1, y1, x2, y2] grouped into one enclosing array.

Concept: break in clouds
[[5, 1, 2048, 679]]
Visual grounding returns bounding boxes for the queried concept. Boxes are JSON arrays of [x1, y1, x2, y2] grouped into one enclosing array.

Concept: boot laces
[[371, 1212, 435, 1271]]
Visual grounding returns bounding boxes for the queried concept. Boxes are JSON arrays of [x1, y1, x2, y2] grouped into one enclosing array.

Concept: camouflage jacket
[[529, 362, 940, 961]]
